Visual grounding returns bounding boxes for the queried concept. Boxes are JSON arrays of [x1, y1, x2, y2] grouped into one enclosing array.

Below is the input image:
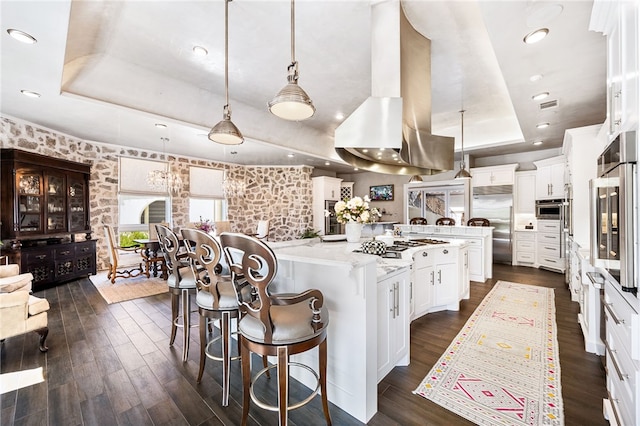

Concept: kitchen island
[[267, 237, 469, 423]]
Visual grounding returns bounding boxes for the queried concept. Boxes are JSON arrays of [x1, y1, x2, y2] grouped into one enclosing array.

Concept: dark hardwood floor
[[1, 264, 607, 425]]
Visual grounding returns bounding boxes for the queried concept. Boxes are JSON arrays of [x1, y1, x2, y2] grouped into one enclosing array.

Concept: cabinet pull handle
[[60, 250, 70, 255], [36, 255, 46, 260], [394, 282, 399, 317], [605, 340, 628, 381], [603, 301, 623, 324], [442, 249, 448, 254], [422, 251, 428, 257], [430, 271, 434, 285], [438, 270, 442, 284]]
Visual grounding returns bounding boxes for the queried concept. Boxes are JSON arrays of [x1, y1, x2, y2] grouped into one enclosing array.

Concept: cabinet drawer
[[538, 221, 561, 234], [413, 249, 433, 268], [53, 246, 75, 260], [605, 325, 639, 426], [538, 243, 561, 257], [516, 232, 535, 241], [433, 247, 455, 264], [538, 232, 560, 244], [23, 249, 52, 264], [516, 251, 535, 263], [538, 256, 564, 269], [516, 240, 535, 251], [604, 281, 639, 361], [463, 238, 482, 247]]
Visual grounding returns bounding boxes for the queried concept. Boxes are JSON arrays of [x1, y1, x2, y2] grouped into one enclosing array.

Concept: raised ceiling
[[1, 0, 606, 173]]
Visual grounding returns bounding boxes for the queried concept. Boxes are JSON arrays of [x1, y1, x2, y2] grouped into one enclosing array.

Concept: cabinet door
[[68, 174, 88, 232], [413, 265, 434, 318], [515, 172, 536, 214], [490, 168, 515, 185], [45, 172, 67, 233], [377, 277, 393, 379], [16, 170, 44, 234], [435, 263, 458, 306], [467, 246, 483, 282], [535, 166, 551, 199], [325, 180, 341, 200], [549, 163, 565, 198], [471, 169, 493, 187]]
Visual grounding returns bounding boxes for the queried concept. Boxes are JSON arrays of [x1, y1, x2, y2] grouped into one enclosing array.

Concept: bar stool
[[219, 232, 331, 426], [156, 224, 196, 362], [181, 228, 253, 406], [435, 217, 456, 226]]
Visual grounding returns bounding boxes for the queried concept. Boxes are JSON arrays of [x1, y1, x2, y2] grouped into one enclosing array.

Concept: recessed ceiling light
[[155, 123, 168, 129], [530, 74, 544, 82], [335, 112, 344, 120], [532, 92, 549, 101], [20, 90, 41, 98], [7, 29, 37, 44], [536, 122, 550, 129], [324, 161, 330, 166], [533, 140, 543, 145], [523, 28, 549, 44], [287, 153, 295, 158], [192, 45, 208, 56], [379, 148, 385, 151], [353, 167, 359, 171], [362, 149, 368, 153]]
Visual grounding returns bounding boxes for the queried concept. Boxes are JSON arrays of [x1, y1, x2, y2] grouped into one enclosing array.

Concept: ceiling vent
[[539, 99, 559, 110]]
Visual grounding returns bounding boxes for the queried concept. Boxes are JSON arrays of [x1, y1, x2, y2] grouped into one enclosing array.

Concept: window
[[118, 193, 170, 232], [406, 179, 470, 225], [189, 166, 227, 222]]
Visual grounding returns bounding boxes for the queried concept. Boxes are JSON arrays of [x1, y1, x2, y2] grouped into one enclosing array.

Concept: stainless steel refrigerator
[[472, 185, 513, 264]]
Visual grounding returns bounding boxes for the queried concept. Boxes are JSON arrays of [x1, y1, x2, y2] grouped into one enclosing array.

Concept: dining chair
[[409, 217, 428, 225], [219, 232, 331, 426], [467, 217, 491, 227], [180, 228, 253, 406], [103, 224, 145, 284], [143, 222, 168, 278], [214, 221, 231, 236], [155, 224, 197, 362], [246, 219, 271, 240], [435, 217, 456, 226]]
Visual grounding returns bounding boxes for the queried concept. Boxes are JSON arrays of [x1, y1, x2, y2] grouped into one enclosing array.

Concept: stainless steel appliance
[[324, 200, 341, 235], [590, 131, 637, 295], [472, 185, 513, 264], [353, 239, 448, 258], [535, 199, 563, 219]]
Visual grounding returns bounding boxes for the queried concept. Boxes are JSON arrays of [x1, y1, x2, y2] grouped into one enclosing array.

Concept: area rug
[[89, 271, 168, 304], [413, 280, 563, 426]]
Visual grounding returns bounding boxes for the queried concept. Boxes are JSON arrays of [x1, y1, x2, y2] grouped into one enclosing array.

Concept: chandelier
[[222, 166, 245, 198], [146, 137, 183, 194]]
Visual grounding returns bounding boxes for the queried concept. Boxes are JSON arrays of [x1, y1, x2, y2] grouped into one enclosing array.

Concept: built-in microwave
[[590, 131, 637, 295], [535, 199, 563, 219]]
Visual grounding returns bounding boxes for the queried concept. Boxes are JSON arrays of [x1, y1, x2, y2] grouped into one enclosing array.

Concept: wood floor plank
[[0, 264, 608, 425]]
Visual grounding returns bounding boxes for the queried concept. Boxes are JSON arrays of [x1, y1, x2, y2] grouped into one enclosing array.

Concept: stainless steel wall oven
[[590, 131, 637, 295], [535, 199, 563, 219]]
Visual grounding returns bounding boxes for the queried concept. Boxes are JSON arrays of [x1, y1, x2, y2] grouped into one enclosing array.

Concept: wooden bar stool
[[219, 232, 332, 426]]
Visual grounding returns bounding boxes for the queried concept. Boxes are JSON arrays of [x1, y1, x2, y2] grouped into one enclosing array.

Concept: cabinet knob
[[422, 251, 428, 257], [442, 249, 448, 254]]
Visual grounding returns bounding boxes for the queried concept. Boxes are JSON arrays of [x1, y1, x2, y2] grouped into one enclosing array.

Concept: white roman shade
[[189, 167, 224, 198], [119, 157, 167, 194]]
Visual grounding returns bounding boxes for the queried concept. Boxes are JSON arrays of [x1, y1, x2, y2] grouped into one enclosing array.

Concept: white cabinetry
[[536, 220, 565, 273], [377, 267, 410, 382], [411, 245, 461, 321], [312, 176, 343, 235], [603, 280, 640, 426], [470, 164, 518, 187], [534, 156, 565, 200], [513, 231, 536, 266], [514, 171, 536, 214]]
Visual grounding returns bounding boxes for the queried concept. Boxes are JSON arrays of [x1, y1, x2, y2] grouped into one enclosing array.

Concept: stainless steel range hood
[[335, 0, 454, 175]]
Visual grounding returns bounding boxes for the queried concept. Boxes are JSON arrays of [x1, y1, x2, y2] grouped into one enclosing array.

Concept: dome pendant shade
[[269, 63, 315, 121], [454, 109, 471, 179], [454, 167, 471, 179], [409, 174, 423, 183], [208, 107, 243, 145]]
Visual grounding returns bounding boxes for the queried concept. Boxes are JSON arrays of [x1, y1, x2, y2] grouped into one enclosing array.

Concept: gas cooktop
[[353, 238, 449, 258]]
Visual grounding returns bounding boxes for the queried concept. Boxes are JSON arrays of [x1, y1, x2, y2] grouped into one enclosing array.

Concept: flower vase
[[345, 222, 363, 243]]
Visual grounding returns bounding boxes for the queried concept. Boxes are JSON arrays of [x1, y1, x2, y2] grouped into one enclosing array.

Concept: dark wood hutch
[[1, 149, 96, 291]]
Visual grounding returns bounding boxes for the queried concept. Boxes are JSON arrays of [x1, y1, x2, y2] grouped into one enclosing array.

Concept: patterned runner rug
[[89, 270, 168, 304], [413, 281, 564, 425]]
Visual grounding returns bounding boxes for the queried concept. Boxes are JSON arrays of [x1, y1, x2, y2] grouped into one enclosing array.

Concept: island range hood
[[335, 0, 454, 175]]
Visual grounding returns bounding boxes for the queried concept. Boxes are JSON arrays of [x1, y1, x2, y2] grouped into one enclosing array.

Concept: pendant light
[[209, 0, 244, 145], [409, 175, 423, 183], [454, 109, 471, 179], [268, 0, 315, 121]]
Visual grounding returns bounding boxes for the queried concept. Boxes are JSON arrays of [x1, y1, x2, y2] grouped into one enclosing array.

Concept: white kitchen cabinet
[[412, 249, 434, 319], [377, 267, 410, 382], [465, 238, 483, 283], [534, 156, 565, 200], [312, 176, 343, 235], [514, 171, 536, 214], [470, 164, 518, 187], [460, 247, 470, 300], [536, 220, 565, 273], [411, 245, 461, 320], [513, 231, 536, 267]]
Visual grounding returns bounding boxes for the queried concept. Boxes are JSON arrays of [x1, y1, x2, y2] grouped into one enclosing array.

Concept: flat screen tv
[[370, 184, 394, 201]]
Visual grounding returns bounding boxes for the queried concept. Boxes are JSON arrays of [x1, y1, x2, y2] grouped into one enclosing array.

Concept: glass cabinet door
[[17, 171, 43, 233], [68, 176, 87, 232], [45, 173, 67, 232]]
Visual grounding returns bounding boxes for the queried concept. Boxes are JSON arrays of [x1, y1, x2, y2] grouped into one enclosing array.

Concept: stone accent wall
[[1, 116, 314, 271]]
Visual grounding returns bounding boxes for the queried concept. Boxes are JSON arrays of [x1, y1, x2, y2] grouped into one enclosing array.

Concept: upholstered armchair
[[0, 265, 49, 352]]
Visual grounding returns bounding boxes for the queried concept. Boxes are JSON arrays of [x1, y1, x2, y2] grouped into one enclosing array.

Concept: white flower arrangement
[[326, 195, 381, 224]]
